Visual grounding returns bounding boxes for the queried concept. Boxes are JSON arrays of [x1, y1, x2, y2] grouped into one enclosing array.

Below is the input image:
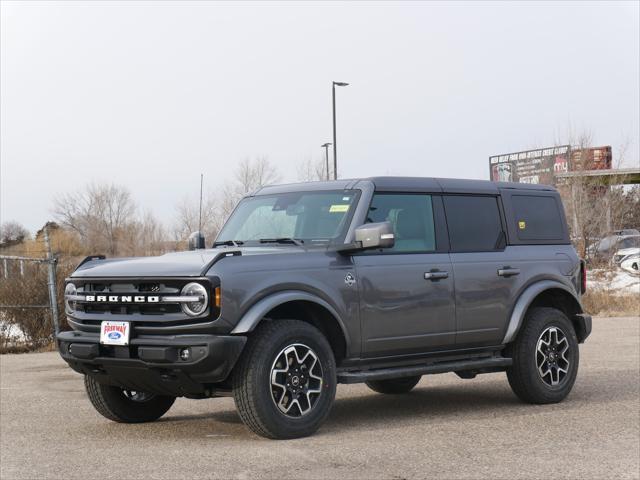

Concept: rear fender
[[502, 280, 585, 344]]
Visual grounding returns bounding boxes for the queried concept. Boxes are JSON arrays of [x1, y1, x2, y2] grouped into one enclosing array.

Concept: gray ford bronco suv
[[58, 177, 591, 439]]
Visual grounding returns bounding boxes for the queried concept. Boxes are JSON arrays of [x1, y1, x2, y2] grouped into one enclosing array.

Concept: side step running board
[[337, 356, 512, 384]]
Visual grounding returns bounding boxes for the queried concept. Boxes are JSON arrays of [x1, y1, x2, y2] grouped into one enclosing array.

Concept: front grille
[[82, 303, 182, 315], [76, 282, 182, 316], [65, 277, 219, 334]]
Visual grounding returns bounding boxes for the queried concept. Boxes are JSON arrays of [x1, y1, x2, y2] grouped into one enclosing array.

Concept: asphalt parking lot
[[1, 316, 639, 480]]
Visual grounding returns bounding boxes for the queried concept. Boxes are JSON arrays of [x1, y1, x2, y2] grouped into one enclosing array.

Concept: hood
[[72, 246, 302, 278]]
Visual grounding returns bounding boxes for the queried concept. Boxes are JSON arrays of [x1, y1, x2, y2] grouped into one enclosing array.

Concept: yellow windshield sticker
[[329, 204, 350, 213], [518, 220, 526, 229]]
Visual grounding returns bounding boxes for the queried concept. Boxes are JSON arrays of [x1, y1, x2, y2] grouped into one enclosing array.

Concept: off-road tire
[[366, 376, 422, 394], [506, 307, 579, 404], [232, 319, 337, 439], [84, 375, 175, 423]]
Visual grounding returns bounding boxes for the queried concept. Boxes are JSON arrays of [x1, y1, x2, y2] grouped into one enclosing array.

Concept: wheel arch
[[231, 291, 350, 363], [503, 280, 590, 345]]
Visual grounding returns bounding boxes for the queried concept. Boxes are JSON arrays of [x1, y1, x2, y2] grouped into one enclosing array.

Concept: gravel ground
[[1, 316, 639, 480]]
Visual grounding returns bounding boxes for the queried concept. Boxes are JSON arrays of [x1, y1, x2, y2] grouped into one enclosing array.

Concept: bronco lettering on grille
[[84, 295, 160, 303]]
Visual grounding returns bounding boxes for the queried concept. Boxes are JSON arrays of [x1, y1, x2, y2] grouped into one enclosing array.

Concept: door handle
[[424, 271, 449, 280], [498, 267, 520, 277]]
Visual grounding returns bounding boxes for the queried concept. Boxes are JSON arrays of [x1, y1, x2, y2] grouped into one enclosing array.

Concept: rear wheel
[[232, 319, 336, 439], [84, 375, 175, 423], [506, 307, 579, 404], [366, 376, 421, 394]]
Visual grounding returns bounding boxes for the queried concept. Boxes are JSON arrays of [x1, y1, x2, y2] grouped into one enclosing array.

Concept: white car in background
[[591, 234, 640, 263], [613, 247, 640, 265], [620, 254, 639, 276]]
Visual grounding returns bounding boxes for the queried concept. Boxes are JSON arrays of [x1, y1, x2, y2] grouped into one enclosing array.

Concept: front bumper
[[57, 330, 246, 397]]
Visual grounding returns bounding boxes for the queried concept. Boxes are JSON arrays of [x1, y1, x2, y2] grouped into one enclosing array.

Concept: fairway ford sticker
[[100, 321, 130, 346], [518, 220, 526, 230]]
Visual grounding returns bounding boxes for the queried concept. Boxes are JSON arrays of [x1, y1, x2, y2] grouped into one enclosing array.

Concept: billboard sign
[[489, 145, 612, 185]]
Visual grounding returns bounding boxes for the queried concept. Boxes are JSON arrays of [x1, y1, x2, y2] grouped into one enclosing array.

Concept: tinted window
[[444, 196, 504, 252], [512, 195, 564, 241], [367, 194, 436, 252]]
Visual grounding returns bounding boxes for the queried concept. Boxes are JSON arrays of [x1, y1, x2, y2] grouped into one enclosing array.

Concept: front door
[[354, 193, 456, 357]]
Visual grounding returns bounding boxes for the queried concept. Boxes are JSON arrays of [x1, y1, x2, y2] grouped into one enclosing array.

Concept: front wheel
[[232, 319, 337, 439], [84, 375, 175, 423], [506, 307, 579, 404]]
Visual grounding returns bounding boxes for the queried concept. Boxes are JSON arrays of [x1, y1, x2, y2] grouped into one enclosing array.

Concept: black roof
[[369, 176, 556, 193], [254, 176, 556, 196]]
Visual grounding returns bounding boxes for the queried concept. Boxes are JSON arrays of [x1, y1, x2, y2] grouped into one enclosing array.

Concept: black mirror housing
[[337, 221, 395, 254], [188, 231, 206, 251]]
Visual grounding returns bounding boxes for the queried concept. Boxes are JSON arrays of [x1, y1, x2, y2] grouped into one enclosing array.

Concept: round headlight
[[181, 282, 208, 316], [65, 283, 77, 312]]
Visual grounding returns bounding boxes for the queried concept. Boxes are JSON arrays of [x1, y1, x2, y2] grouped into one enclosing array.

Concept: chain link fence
[[0, 228, 72, 352]]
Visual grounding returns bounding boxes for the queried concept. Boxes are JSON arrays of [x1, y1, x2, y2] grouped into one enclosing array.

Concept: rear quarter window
[[512, 195, 564, 241]]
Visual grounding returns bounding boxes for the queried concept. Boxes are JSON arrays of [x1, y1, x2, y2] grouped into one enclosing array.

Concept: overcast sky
[[1, 0, 639, 233]]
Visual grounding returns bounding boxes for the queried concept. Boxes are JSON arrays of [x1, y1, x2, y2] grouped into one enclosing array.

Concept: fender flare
[[230, 290, 351, 349], [502, 280, 583, 344]]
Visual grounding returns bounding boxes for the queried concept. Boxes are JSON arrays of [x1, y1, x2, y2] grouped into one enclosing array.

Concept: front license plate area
[[100, 321, 130, 346]]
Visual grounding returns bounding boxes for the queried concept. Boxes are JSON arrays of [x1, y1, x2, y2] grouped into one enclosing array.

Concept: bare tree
[[297, 155, 328, 182], [118, 210, 169, 257], [0, 221, 29, 247], [52, 183, 136, 255], [172, 157, 282, 248], [219, 156, 281, 218], [173, 193, 220, 245], [555, 131, 635, 260]]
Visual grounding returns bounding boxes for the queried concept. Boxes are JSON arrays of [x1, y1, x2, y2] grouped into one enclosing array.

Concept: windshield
[[216, 190, 360, 246]]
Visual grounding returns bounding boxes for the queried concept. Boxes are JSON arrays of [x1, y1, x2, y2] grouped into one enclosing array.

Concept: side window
[[512, 195, 564, 241], [443, 195, 504, 252], [367, 194, 436, 252]]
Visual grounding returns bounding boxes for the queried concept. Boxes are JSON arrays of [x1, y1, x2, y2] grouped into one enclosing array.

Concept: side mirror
[[188, 231, 206, 251], [338, 222, 395, 253], [355, 221, 395, 249]]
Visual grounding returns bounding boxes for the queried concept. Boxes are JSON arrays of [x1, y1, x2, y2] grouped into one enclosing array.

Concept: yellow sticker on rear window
[[329, 204, 350, 213], [518, 220, 526, 229]]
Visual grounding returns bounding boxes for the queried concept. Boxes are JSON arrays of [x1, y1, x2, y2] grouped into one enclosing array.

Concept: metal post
[[331, 81, 349, 180], [44, 226, 60, 335], [332, 83, 337, 180], [325, 148, 329, 180], [321, 143, 332, 181]]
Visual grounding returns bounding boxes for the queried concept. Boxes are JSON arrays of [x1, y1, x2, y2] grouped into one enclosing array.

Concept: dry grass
[[0, 342, 56, 354], [582, 290, 640, 317]]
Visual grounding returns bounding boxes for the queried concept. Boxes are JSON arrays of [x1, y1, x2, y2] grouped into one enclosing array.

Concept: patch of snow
[[587, 268, 640, 296]]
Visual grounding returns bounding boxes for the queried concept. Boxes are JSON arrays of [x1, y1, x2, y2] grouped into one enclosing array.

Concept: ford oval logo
[[107, 331, 122, 340]]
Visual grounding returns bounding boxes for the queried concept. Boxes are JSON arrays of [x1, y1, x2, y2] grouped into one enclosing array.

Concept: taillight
[[580, 260, 587, 294]]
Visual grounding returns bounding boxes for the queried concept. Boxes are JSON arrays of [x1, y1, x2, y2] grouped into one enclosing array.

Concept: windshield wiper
[[213, 240, 244, 247], [258, 238, 305, 247]]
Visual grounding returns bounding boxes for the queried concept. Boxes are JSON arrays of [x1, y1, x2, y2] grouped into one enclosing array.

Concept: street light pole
[[321, 143, 332, 181], [332, 81, 349, 180]]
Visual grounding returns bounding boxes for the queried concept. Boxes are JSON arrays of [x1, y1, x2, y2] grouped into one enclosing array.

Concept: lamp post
[[321, 143, 332, 180], [332, 81, 349, 180]]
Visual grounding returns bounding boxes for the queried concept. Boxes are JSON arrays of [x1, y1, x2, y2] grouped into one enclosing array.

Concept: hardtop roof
[[252, 176, 557, 196]]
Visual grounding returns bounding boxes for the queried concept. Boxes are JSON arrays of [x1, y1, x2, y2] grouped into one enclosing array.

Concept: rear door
[[354, 193, 456, 357], [443, 195, 521, 347]]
